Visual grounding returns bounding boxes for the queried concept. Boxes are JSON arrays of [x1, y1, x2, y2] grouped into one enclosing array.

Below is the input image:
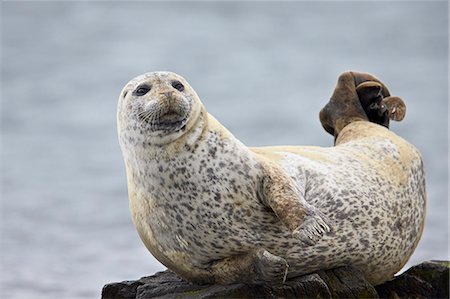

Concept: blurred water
[[1, 2, 448, 298]]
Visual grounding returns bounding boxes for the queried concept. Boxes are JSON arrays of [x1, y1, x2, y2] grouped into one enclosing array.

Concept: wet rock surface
[[102, 260, 449, 298], [375, 260, 449, 299]]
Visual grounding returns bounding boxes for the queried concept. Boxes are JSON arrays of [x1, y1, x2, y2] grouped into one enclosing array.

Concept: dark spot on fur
[[371, 216, 380, 226], [213, 192, 221, 202]]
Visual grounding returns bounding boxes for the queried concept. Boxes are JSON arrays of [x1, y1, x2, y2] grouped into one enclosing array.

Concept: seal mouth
[[139, 110, 188, 132], [135, 93, 192, 133], [155, 112, 187, 130]]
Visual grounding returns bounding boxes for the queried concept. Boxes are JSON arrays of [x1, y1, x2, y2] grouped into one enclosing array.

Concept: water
[[1, 2, 448, 298]]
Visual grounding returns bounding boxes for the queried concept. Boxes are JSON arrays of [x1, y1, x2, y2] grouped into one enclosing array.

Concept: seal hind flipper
[[356, 79, 406, 128], [356, 81, 390, 128], [320, 71, 406, 140], [383, 96, 406, 121], [320, 71, 369, 139]]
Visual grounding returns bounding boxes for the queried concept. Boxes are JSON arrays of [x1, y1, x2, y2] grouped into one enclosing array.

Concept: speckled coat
[[118, 72, 426, 286]]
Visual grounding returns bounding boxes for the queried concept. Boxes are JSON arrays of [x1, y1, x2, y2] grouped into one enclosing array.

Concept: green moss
[[179, 288, 208, 297], [409, 263, 448, 283], [437, 261, 450, 268]]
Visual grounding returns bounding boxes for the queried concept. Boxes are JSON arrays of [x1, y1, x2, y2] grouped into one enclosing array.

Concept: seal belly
[[126, 134, 281, 269]]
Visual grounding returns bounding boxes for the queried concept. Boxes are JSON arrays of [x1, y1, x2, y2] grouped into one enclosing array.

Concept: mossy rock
[[102, 260, 449, 299], [375, 260, 449, 299]]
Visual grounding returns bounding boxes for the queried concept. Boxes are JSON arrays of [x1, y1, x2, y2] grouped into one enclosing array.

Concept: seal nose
[[160, 91, 174, 109], [161, 91, 173, 99]]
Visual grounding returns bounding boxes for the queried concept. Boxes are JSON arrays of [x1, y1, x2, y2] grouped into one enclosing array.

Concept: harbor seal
[[117, 71, 426, 286]]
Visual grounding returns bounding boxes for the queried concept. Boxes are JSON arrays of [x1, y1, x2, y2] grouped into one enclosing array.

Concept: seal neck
[[184, 107, 208, 148]]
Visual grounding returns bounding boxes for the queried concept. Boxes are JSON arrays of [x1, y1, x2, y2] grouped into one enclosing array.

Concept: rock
[[102, 279, 145, 299], [375, 260, 449, 299], [102, 261, 449, 299], [102, 266, 376, 299], [317, 267, 378, 298]]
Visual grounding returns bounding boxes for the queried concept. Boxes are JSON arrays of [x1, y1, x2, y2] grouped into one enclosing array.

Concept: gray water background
[[1, 1, 448, 298]]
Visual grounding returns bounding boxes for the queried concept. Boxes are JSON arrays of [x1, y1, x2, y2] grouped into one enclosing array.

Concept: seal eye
[[172, 81, 184, 92], [133, 85, 151, 96]]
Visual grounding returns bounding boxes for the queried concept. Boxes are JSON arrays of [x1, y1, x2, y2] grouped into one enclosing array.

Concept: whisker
[[134, 108, 153, 126]]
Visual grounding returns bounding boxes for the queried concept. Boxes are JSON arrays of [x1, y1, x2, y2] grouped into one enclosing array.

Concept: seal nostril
[[162, 91, 173, 99]]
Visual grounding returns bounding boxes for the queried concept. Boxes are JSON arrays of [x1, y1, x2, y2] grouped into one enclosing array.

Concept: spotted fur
[[117, 72, 426, 286]]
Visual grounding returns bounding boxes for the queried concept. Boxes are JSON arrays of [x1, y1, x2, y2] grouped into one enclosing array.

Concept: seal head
[[118, 72, 202, 145]]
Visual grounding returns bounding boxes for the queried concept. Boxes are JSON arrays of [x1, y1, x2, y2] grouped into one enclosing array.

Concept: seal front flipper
[[258, 161, 332, 246], [292, 207, 331, 245], [252, 249, 289, 284], [204, 248, 289, 285]]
